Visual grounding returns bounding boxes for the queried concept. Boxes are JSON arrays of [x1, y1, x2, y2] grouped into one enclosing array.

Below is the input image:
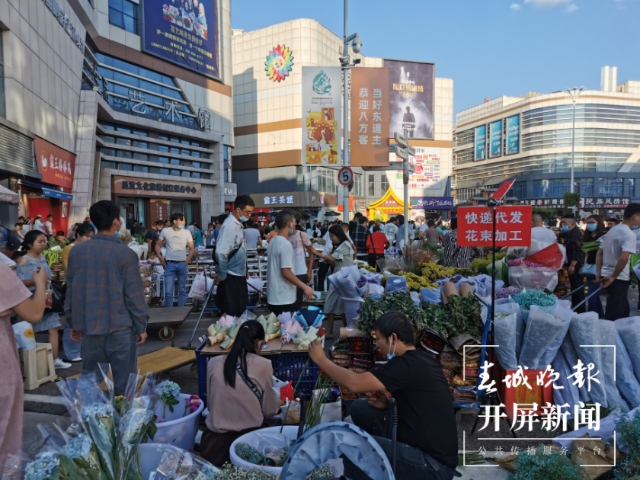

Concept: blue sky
[[232, 0, 640, 117]]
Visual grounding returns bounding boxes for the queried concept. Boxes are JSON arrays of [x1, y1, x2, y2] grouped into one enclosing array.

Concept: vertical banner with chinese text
[[457, 206, 532, 247], [302, 67, 342, 166], [351, 67, 390, 167], [474, 125, 486, 161]]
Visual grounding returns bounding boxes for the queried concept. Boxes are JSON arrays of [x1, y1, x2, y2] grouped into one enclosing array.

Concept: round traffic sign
[[338, 167, 353, 186]]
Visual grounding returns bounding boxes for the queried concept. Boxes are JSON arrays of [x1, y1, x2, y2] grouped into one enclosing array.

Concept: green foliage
[[564, 192, 580, 208], [136, 234, 146, 245], [613, 411, 640, 479], [424, 294, 483, 338], [533, 207, 559, 222], [509, 445, 589, 480], [422, 242, 444, 264], [359, 291, 428, 336]]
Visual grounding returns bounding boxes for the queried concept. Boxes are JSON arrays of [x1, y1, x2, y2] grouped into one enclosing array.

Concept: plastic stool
[[22, 343, 57, 390]]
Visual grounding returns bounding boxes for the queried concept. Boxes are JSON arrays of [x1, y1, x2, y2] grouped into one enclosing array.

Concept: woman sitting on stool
[[200, 320, 282, 466]]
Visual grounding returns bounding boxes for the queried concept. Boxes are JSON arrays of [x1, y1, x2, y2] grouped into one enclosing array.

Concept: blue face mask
[[387, 338, 397, 361], [240, 216, 248, 222], [587, 223, 597, 232], [115, 231, 120, 237], [561, 225, 570, 232], [177, 225, 185, 230]]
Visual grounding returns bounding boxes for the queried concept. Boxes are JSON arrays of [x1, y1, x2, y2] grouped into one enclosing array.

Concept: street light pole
[[565, 87, 585, 194], [342, 0, 349, 223]]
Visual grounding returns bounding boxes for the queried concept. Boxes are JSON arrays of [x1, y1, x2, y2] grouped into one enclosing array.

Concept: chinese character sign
[[391, 147, 443, 188], [351, 67, 390, 167], [506, 115, 520, 155], [384, 60, 434, 139], [489, 119, 503, 158], [457, 206, 532, 247], [410, 197, 453, 209], [302, 67, 341, 166], [142, 0, 220, 79], [35, 136, 76, 189]]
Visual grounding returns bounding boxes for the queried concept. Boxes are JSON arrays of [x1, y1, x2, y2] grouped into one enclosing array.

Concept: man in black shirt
[[146, 220, 164, 258], [309, 312, 457, 479], [352, 216, 371, 260], [559, 215, 586, 313]]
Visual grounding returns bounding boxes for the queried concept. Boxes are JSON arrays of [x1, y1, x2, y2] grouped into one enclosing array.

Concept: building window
[[101, 161, 117, 169], [380, 174, 389, 193], [108, 0, 138, 34], [353, 174, 362, 197], [628, 179, 635, 197], [0, 34, 5, 118], [134, 165, 149, 173], [578, 178, 594, 196], [368, 174, 375, 196], [533, 179, 571, 198], [599, 178, 623, 197], [510, 181, 527, 199], [119, 163, 133, 171]]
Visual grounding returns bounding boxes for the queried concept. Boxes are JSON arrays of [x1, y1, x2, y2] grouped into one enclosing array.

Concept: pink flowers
[[184, 395, 201, 416]]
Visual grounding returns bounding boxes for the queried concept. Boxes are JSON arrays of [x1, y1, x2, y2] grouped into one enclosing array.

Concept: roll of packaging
[[459, 282, 473, 298], [442, 281, 459, 303]]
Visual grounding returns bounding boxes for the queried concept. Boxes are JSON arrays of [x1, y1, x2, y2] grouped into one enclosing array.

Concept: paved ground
[[23, 287, 640, 465]]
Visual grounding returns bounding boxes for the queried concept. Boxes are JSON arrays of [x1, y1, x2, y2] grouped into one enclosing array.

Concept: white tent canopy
[[0, 185, 19, 204]]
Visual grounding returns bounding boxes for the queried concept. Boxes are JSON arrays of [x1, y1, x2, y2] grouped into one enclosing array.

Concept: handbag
[[46, 280, 66, 314], [236, 361, 263, 406], [580, 264, 597, 276]]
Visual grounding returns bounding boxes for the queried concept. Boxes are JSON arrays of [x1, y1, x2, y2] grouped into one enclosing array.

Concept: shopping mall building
[[453, 67, 640, 217], [231, 19, 454, 221], [0, 0, 236, 232]]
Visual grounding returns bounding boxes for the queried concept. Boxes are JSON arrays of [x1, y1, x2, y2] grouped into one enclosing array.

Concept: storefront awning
[[18, 180, 73, 200], [0, 185, 19, 204]]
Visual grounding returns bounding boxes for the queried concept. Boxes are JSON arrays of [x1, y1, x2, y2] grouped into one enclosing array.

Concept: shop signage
[[351, 67, 391, 167], [506, 115, 520, 155], [582, 197, 630, 209], [42, 0, 84, 52], [142, 0, 220, 80], [474, 125, 486, 161], [265, 45, 294, 82], [250, 192, 326, 208], [35, 137, 76, 190], [384, 60, 435, 139], [457, 206, 532, 247], [392, 147, 442, 188], [302, 67, 341, 166], [112, 176, 201, 198], [410, 197, 454, 209]]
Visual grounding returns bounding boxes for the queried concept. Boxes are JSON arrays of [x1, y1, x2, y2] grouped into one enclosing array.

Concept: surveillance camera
[[353, 58, 361, 65], [351, 34, 362, 54], [339, 56, 350, 67]]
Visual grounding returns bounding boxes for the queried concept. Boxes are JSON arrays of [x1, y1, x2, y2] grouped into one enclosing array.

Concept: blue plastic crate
[[195, 341, 319, 404]]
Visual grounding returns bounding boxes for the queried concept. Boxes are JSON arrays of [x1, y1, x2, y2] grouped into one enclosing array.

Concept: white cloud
[[565, 3, 579, 11], [510, 3, 522, 10], [524, 0, 570, 6]]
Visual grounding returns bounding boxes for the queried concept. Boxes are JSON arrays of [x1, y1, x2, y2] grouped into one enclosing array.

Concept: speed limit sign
[[338, 167, 353, 186]]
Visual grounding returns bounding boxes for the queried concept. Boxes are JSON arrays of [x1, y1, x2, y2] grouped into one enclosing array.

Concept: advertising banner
[[474, 125, 486, 161], [410, 197, 454, 209], [112, 176, 201, 198], [384, 60, 434, 139], [489, 120, 502, 158], [302, 67, 341, 166], [142, 0, 220, 79], [34, 136, 76, 189], [457, 206, 532, 247], [351, 67, 390, 167], [506, 115, 520, 155], [391, 147, 442, 188]]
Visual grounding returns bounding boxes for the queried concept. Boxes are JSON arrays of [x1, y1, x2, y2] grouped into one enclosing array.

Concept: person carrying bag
[[366, 225, 390, 271]]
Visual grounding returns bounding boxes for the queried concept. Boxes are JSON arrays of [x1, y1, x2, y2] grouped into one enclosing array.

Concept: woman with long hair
[[201, 320, 281, 466], [15, 231, 71, 369], [317, 224, 355, 335], [442, 217, 484, 268], [581, 214, 606, 317]]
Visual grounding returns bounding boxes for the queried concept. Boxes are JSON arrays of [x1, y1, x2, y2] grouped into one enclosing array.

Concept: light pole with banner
[[564, 87, 585, 194], [393, 132, 415, 248], [340, 0, 362, 222]]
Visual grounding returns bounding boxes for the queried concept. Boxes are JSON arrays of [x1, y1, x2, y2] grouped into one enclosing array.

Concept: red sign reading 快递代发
[[457, 206, 532, 247]]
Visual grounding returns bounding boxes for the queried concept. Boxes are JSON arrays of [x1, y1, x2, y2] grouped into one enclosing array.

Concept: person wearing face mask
[[596, 203, 640, 320], [580, 215, 605, 317], [215, 195, 255, 317], [266, 211, 315, 315], [66, 200, 149, 395], [558, 215, 586, 313], [308, 311, 458, 480], [156, 213, 196, 308]]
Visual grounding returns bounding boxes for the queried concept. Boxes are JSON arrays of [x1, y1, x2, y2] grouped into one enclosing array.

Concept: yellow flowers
[[395, 271, 438, 291]]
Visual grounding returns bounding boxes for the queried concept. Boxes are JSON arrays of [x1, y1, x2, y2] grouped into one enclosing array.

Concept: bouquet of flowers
[[156, 380, 181, 420], [184, 395, 202, 416]]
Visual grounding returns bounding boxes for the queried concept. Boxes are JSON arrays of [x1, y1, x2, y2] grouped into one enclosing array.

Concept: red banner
[[457, 206, 532, 247], [34, 136, 76, 189]]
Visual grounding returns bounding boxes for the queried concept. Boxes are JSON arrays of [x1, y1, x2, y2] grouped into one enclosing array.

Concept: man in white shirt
[[267, 211, 314, 315], [596, 203, 640, 320], [531, 213, 558, 245], [244, 219, 262, 250], [156, 212, 195, 307], [44, 215, 54, 236], [384, 216, 398, 245], [289, 226, 315, 311]]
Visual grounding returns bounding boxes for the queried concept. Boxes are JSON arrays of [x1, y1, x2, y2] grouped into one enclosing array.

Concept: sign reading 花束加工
[[457, 206, 532, 247], [142, 0, 220, 80]]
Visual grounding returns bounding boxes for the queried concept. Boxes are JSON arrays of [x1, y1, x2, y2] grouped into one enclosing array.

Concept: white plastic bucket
[[149, 394, 204, 452], [230, 426, 298, 476], [341, 297, 364, 327]]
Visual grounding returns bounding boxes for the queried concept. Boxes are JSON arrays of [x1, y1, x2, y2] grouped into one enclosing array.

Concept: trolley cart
[[147, 305, 193, 341]]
